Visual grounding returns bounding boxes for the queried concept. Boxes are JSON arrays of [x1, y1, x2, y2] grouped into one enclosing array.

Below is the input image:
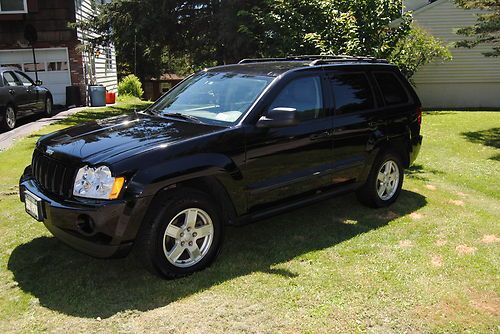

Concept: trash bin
[[88, 85, 106, 107], [105, 91, 116, 104], [66, 86, 82, 107]]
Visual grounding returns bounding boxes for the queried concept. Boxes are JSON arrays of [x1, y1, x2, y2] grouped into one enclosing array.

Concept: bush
[[388, 24, 452, 80], [118, 74, 144, 98]]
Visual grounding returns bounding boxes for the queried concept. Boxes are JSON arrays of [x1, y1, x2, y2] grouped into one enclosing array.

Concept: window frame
[[328, 70, 378, 116], [0, 0, 28, 14], [3, 71, 22, 87], [105, 46, 113, 71], [371, 70, 411, 108], [15, 71, 35, 86]]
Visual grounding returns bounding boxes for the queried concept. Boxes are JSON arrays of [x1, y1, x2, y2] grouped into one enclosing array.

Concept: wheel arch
[[44, 91, 53, 105], [373, 134, 412, 168], [359, 133, 412, 185], [125, 153, 245, 225], [151, 175, 239, 225]]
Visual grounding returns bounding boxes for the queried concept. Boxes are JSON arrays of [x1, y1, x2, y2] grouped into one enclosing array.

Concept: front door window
[[269, 76, 324, 121]]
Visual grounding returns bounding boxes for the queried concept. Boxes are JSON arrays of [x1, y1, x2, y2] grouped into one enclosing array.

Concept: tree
[[81, 0, 451, 80], [78, 0, 268, 79], [249, 0, 450, 78], [455, 0, 500, 57], [388, 25, 452, 79]]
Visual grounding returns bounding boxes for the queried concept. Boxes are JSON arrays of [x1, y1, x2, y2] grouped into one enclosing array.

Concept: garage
[[0, 48, 71, 105]]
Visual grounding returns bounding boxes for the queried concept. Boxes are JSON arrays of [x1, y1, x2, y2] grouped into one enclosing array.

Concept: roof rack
[[238, 55, 388, 65]]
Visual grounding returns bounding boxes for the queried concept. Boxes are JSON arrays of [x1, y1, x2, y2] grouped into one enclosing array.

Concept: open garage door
[[0, 48, 72, 105]]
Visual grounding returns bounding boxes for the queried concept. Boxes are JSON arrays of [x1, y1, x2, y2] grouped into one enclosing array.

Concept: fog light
[[77, 215, 96, 235]]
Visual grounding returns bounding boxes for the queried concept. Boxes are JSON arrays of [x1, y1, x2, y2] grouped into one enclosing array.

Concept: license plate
[[25, 191, 42, 221]]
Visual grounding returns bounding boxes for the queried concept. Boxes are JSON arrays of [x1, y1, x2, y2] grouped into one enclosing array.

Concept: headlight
[[73, 165, 125, 200]]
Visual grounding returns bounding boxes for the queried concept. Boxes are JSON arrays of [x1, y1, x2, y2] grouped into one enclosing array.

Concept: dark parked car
[[0, 67, 53, 131], [19, 56, 422, 278]]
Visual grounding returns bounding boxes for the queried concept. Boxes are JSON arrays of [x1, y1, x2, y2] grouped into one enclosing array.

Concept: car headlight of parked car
[[73, 165, 125, 200]]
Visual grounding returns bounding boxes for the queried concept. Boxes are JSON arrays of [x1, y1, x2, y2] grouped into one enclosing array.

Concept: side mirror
[[257, 107, 299, 128], [35, 80, 43, 86]]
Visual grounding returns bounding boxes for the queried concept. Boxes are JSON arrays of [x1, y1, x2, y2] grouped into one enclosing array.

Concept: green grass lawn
[[0, 107, 498, 333]]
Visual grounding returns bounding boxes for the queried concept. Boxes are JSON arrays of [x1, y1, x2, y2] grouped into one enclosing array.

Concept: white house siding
[[411, 0, 500, 109], [74, 0, 117, 94]]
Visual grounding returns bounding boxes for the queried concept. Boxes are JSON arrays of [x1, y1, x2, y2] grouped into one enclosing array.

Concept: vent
[[32, 149, 77, 198]]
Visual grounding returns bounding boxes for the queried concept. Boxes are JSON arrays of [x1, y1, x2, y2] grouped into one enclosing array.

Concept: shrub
[[388, 24, 452, 80], [118, 74, 144, 98]]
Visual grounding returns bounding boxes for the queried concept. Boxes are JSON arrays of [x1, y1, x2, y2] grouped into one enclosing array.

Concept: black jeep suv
[[19, 56, 422, 278]]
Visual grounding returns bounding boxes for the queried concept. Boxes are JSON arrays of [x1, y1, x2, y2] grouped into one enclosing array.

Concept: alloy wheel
[[5, 107, 15, 129], [46, 98, 52, 115], [162, 208, 214, 268], [376, 160, 400, 200]]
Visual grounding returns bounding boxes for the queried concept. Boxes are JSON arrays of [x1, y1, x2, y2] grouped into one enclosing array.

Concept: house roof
[[147, 73, 184, 81], [412, 0, 448, 16]]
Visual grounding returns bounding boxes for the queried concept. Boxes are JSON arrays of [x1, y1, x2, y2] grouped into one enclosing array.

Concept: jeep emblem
[[46, 148, 54, 156]]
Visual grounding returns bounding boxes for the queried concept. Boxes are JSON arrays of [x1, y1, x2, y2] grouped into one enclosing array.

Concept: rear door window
[[374, 72, 409, 106], [330, 73, 374, 115], [3, 71, 21, 87]]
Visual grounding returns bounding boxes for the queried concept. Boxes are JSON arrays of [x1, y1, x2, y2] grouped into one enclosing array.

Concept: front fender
[[125, 153, 243, 198]]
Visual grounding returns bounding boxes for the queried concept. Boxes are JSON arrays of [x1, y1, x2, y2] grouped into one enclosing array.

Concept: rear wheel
[[356, 151, 404, 208], [1, 105, 16, 131], [44, 97, 53, 116], [134, 189, 224, 279]]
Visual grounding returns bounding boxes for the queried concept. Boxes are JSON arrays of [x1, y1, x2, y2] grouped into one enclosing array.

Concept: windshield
[[149, 71, 273, 125]]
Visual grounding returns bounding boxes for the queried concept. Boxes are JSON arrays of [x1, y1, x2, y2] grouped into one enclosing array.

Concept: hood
[[37, 113, 225, 165]]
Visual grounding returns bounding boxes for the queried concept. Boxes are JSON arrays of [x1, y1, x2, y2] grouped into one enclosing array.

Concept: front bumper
[[19, 167, 152, 258]]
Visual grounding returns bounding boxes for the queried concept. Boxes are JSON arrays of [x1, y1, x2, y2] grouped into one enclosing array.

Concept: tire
[[134, 188, 224, 279], [44, 96, 53, 117], [356, 150, 404, 208], [1, 105, 16, 131]]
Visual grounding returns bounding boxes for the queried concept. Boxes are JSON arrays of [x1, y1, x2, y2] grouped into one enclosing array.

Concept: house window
[[105, 47, 113, 70], [24, 62, 45, 72], [47, 61, 69, 71], [0, 63, 22, 70], [0, 0, 27, 14]]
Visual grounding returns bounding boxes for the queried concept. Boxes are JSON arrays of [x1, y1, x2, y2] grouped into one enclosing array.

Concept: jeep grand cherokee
[[19, 55, 422, 278]]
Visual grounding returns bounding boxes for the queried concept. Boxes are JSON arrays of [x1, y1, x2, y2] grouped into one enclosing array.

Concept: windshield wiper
[[145, 107, 159, 115], [162, 112, 202, 123]]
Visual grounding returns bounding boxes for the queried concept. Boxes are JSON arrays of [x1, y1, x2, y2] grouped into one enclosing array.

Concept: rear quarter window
[[374, 72, 409, 106], [330, 72, 374, 115]]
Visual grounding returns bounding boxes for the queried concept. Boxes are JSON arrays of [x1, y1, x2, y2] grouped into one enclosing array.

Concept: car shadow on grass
[[461, 127, 500, 161], [406, 164, 445, 181], [8, 190, 426, 319]]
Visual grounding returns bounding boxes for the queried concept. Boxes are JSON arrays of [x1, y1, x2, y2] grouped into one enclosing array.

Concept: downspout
[[75, 0, 89, 105]]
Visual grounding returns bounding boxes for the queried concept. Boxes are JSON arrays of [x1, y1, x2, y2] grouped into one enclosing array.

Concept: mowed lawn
[[0, 107, 498, 333]]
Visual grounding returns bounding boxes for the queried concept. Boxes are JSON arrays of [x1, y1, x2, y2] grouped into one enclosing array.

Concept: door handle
[[332, 127, 344, 134], [310, 131, 332, 140], [368, 121, 385, 129]]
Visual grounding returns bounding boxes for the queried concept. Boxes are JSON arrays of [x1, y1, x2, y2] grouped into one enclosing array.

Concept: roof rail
[[238, 55, 389, 65], [238, 57, 290, 64], [310, 56, 389, 65]]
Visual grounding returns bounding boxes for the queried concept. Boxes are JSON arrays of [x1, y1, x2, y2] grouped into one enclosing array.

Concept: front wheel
[[356, 151, 404, 208], [134, 189, 224, 279], [44, 97, 53, 117]]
